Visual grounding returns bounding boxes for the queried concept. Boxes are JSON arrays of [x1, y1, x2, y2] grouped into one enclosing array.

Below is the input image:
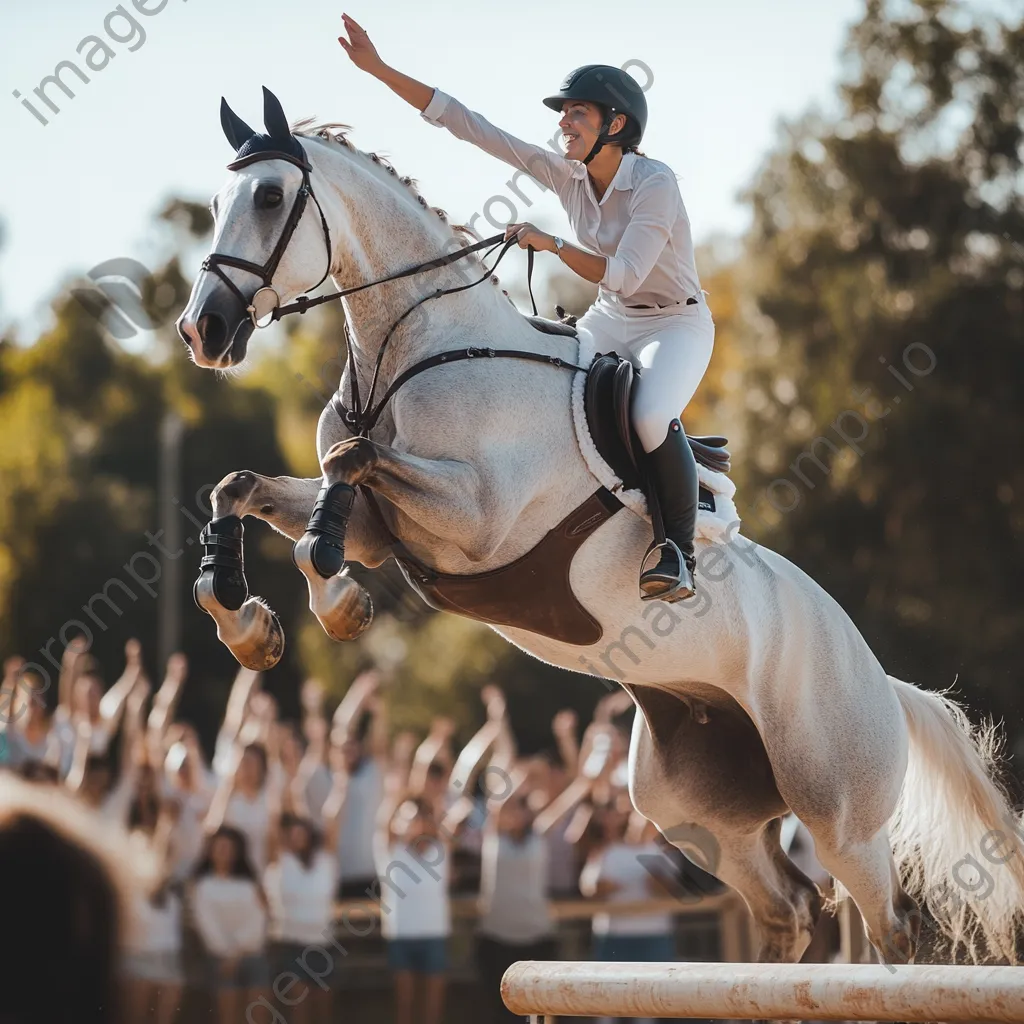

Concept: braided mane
[[291, 119, 501, 287]]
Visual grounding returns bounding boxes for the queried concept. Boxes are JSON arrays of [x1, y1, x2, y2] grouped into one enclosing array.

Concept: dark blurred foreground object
[[0, 777, 134, 1024]]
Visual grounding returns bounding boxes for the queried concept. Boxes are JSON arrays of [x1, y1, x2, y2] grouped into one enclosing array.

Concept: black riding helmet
[[543, 64, 648, 165]]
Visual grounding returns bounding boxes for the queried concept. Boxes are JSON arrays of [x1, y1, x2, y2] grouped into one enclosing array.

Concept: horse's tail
[[889, 676, 1024, 962]]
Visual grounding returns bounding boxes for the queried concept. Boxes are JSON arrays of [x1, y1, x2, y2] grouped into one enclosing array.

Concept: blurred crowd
[[0, 640, 827, 1024]]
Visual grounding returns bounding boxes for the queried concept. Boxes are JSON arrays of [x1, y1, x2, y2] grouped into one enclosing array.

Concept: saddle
[[396, 320, 731, 648], [583, 353, 730, 496]]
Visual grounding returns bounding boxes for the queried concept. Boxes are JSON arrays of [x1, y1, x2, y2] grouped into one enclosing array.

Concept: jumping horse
[[177, 88, 1024, 966]]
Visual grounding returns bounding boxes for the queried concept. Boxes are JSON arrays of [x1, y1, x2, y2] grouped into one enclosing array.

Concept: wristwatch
[[553, 236, 565, 257]]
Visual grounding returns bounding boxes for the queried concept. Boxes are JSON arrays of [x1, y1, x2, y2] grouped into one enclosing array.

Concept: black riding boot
[[639, 418, 698, 602]]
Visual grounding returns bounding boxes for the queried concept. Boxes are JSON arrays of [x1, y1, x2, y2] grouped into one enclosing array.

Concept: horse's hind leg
[[810, 830, 920, 965], [758, 686, 920, 965], [628, 687, 822, 963]]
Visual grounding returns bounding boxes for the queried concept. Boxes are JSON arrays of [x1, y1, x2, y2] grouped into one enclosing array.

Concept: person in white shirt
[[477, 783, 558, 1024], [191, 825, 270, 1024], [580, 797, 678, 969], [375, 795, 452, 1024], [340, 15, 714, 605], [329, 670, 389, 899], [207, 742, 274, 872], [162, 727, 214, 882], [263, 765, 348, 1024], [124, 806, 185, 1024]]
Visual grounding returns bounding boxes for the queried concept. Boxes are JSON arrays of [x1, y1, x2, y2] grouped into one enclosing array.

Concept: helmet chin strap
[[582, 109, 617, 166]]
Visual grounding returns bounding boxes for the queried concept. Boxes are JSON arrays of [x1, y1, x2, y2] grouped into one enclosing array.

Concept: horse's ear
[[220, 97, 255, 151], [262, 86, 291, 141]]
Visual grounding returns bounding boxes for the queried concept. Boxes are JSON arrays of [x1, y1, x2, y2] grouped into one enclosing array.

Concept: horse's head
[[177, 87, 333, 368]]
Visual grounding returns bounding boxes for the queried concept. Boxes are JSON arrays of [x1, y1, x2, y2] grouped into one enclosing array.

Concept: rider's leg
[[630, 305, 715, 601]]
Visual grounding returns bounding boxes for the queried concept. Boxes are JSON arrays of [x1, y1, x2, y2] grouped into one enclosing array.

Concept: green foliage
[[738, 0, 1024, 739], [2, 0, 1019, 755]]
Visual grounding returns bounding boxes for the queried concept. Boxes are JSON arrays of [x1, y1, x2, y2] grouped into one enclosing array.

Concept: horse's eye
[[255, 185, 284, 209]]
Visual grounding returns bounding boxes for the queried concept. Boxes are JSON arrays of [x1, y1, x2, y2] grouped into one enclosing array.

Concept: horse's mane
[[291, 119, 501, 288]]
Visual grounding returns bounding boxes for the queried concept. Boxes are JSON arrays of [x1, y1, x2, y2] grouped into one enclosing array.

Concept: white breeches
[[576, 295, 716, 453]]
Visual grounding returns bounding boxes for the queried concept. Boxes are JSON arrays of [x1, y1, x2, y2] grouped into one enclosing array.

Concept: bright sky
[[0, 0, 865, 336]]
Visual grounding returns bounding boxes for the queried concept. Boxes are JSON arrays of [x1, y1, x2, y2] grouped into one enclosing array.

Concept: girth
[[395, 488, 624, 646]]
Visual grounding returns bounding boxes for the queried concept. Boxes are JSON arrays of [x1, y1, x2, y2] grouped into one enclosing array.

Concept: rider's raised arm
[[339, 14, 572, 192], [418, 89, 574, 194]]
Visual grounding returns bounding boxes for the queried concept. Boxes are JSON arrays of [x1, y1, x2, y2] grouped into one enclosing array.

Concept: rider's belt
[[626, 296, 699, 310]]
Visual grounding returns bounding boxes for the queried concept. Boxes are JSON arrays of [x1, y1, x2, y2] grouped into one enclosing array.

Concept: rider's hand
[[339, 14, 387, 76], [505, 222, 555, 252]]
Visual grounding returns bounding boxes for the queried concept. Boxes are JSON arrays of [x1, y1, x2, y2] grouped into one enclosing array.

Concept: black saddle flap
[[583, 352, 732, 488]]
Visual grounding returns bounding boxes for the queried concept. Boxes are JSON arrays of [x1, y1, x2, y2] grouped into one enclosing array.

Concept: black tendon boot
[[639, 419, 698, 602]]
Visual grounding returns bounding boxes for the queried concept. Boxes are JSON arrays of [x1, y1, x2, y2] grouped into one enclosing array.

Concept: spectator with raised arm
[[289, 678, 334, 825], [67, 667, 149, 830], [331, 670, 388, 899], [123, 800, 185, 1024], [1, 657, 59, 772], [53, 638, 142, 776], [581, 795, 678, 969], [264, 752, 348, 1024], [163, 723, 214, 882], [375, 795, 453, 1024]]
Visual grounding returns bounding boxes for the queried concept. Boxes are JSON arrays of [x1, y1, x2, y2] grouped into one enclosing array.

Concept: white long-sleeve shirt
[[192, 876, 266, 957], [420, 89, 701, 311]]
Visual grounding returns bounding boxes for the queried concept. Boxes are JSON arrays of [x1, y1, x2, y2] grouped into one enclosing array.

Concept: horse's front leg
[[308, 437, 510, 561], [293, 437, 514, 643], [193, 472, 323, 670], [206, 470, 376, 648]]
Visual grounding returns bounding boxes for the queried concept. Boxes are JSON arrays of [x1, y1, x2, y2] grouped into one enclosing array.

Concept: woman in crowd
[[475, 700, 614, 1024], [162, 723, 214, 882], [581, 794, 678, 963], [123, 802, 185, 1024], [67, 669, 149, 828], [206, 683, 283, 874], [53, 638, 142, 776], [0, 658, 57, 770], [331, 671, 388, 899], [375, 794, 453, 1024], [263, 755, 349, 1024], [191, 825, 270, 1024]]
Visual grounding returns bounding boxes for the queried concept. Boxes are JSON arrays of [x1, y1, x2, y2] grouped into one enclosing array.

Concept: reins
[[203, 144, 588, 448]]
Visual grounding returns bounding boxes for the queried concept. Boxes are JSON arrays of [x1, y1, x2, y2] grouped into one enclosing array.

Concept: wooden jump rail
[[500, 961, 1024, 1022]]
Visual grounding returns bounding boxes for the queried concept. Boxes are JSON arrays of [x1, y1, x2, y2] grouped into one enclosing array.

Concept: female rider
[[339, 14, 714, 602]]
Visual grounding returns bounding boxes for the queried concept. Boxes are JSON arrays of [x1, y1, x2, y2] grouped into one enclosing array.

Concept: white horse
[[177, 91, 1024, 965]]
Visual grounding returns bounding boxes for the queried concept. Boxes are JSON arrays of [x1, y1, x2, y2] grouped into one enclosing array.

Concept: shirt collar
[[569, 150, 637, 188], [603, 151, 636, 200]]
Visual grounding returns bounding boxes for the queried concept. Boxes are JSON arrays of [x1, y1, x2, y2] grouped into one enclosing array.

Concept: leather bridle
[[201, 150, 334, 329], [200, 148, 585, 441]]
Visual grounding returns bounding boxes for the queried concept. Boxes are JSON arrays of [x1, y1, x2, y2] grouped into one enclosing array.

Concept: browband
[[226, 150, 312, 173]]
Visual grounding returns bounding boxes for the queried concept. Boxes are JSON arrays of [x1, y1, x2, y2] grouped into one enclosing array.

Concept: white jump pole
[[501, 961, 1024, 1022]]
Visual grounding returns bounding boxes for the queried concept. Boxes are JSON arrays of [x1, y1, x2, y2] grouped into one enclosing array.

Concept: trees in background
[[738, 0, 1024, 739], [0, 0, 1020, 755]]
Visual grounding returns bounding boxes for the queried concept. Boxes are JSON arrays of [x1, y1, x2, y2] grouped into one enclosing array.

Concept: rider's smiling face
[[558, 100, 602, 162], [558, 100, 626, 162]]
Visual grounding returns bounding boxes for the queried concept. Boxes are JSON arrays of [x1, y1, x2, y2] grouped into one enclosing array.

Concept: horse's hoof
[[215, 597, 285, 670], [309, 573, 373, 642]]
